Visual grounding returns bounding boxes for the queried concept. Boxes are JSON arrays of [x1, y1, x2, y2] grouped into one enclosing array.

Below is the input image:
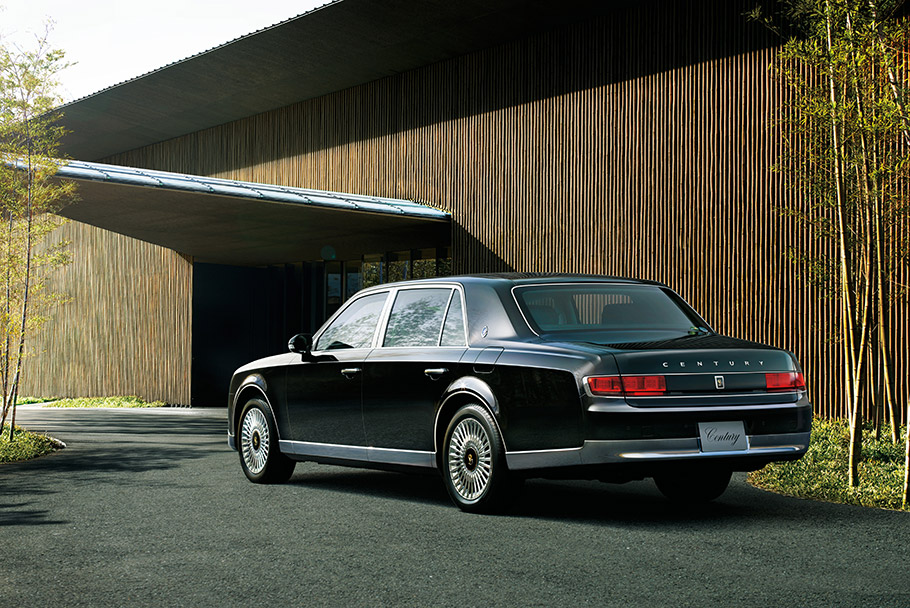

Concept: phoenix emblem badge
[[714, 375, 725, 390]]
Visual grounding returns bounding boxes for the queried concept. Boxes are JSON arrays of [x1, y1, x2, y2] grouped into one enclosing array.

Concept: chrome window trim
[[440, 286, 468, 347], [437, 289, 455, 345]]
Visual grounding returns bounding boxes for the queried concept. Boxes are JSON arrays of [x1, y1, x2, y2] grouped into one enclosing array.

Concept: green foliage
[[44, 396, 167, 408], [748, 417, 908, 511], [0, 424, 60, 463], [765, 0, 910, 291], [15, 395, 54, 404], [754, 0, 910, 490], [1, 21, 76, 432]]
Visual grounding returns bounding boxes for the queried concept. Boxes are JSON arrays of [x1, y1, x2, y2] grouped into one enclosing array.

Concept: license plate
[[698, 421, 748, 452]]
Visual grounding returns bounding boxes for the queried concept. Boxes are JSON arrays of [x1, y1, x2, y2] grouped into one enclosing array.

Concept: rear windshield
[[514, 283, 701, 335]]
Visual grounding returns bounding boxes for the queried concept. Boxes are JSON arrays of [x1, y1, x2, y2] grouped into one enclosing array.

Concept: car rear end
[[581, 338, 811, 472], [510, 279, 811, 479]]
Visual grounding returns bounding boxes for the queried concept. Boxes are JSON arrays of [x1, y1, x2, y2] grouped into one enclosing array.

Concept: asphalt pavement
[[1, 406, 908, 607]]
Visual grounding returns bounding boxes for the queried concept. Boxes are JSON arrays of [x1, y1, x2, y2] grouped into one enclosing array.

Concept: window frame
[[312, 290, 392, 352], [376, 284, 468, 350]]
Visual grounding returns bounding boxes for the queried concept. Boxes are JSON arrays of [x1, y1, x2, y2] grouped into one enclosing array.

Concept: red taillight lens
[[587, 376, 623, 395], [621, 375, 667, 395], [587, 375, 667, 396], [765, 372, 806, 392]]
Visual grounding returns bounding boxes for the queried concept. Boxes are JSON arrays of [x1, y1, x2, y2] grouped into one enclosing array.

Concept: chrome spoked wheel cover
[[240, 407, 270, 475], [447, 417, 493, 501]]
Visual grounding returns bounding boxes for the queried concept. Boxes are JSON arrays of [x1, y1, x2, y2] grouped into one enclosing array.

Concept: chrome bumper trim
[[505, 432, 810, 470]]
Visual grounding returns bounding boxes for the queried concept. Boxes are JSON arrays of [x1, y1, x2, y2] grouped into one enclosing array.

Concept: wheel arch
[[434, 379, 505, 468], [233, 380, 276, 438]]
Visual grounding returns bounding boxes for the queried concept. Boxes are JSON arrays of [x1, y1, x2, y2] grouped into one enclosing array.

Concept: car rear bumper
[[505, 431, 810, 471]]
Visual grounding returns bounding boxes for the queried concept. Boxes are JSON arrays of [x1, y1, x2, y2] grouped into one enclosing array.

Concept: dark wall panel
[[191, 263, 309, 406]]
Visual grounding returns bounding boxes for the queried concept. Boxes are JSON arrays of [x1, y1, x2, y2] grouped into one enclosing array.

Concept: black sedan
[[227, 273, 810, 512]]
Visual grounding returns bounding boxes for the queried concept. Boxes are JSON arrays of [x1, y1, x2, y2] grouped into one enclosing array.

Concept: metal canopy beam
[[51, 161, 450, 266]]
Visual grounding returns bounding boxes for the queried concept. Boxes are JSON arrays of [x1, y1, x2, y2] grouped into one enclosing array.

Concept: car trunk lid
[[587, 335, 802, 407]]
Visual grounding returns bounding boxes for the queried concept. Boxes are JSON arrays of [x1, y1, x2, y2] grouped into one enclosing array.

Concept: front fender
[[228, 374, 271, 447]]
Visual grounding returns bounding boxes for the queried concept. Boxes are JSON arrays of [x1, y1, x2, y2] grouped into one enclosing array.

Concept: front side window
[[383, 288, 453, 347], [316, 292, 388, 350]]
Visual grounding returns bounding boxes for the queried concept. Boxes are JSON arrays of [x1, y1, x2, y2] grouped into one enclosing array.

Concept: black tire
[[441, 404, 520, 513], [237, 398, 295, 484], [654, 468, 732, 504]]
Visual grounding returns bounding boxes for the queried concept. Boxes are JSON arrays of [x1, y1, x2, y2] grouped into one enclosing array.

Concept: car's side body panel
[[362, 346, 468, 451], [285, 348, 368, 446]]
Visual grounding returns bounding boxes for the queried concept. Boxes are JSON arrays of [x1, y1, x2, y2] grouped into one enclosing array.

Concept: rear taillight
[[765, 372, 806, 392], [621, 375, 667, 395], [587, 376, 623, 395], [587, 375, 667, 396]]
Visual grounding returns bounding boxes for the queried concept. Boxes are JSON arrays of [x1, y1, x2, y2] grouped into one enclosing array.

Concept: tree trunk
[[904, 399, 910, 509], [0, 211, 13, 432], [866, 1, 900, 444], [828, 0, 863, 487], [7, 120, 35, 442]]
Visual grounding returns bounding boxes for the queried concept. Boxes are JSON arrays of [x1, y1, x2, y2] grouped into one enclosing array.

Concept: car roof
[[368, 273, 668, 289]]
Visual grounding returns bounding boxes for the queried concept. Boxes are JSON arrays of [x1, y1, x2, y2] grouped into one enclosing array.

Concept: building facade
[[20, 0, 909, 418]]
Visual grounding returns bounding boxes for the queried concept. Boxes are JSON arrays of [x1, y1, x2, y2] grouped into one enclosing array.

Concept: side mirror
[[288, 333, 313, 355]]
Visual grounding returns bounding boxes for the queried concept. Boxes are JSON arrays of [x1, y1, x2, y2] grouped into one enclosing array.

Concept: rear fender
[[433, 376, 503, 461]]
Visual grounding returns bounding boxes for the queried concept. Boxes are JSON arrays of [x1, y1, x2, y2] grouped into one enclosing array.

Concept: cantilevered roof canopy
[[51, 161, 450, 266], [56, 0, 618, 160]]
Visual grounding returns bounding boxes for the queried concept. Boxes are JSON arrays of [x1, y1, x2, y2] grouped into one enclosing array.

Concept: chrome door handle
[[341, 368, 361, 378], [424, 368, 448, 379]]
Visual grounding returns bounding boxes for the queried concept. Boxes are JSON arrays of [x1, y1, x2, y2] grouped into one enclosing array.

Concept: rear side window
[[383, 288, 453, 347], [440, 291, 466, 346], [316, 292, 388, 350], [381, 288, 466, 348]]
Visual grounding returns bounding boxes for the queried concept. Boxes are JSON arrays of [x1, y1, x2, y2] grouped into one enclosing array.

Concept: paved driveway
[[1, 406, 908, 607]]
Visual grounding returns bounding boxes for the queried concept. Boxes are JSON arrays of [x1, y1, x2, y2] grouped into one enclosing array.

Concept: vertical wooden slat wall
[[20, 221, 193, 404], [101, 0, 908, 421]]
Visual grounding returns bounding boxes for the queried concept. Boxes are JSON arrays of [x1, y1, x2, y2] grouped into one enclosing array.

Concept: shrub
[[748, 417, 907, 511], [0, 426, 62, 463]]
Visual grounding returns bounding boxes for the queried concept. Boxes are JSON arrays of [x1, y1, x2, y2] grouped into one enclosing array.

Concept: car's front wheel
[[654, 468, 732, 504], [238, 398, 295, 484], [442, 404, 520, 513]]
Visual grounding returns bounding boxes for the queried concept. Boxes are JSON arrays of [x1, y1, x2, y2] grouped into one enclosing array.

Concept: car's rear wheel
[[654, 468, 732, 504], [442, 404, 519, 513], [238, 398, 295, 484]]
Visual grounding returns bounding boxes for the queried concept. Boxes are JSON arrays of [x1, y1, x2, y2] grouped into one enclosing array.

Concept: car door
[[362, 286, 468, 454], [285, 290, 389, 447]]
